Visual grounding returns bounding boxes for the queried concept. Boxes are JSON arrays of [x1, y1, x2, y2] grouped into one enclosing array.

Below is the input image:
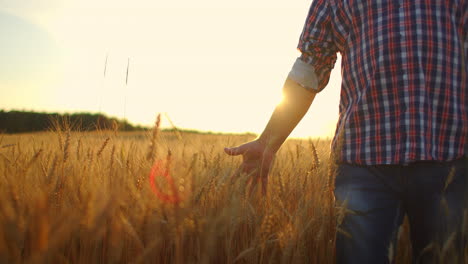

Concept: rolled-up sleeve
[[288, 0, 338, 93]]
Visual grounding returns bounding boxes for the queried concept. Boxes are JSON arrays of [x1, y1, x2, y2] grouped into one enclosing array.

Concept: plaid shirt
[[289, 0, 467, 165]]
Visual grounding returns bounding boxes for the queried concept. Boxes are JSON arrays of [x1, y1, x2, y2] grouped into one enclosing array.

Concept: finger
[[261, 157, 273, 193], [230, 166, 243, 184], [247, 168, 262, 196], [233, 163, 254, 177], [261, 173, 269, 196], [254, 164, 269, 196], [224, 145, 247, 156], [249, 177, 259, 196], [230, 163, 254, 183]]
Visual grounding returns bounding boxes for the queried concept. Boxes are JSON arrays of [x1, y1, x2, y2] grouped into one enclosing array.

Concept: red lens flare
[[149, 159, 180, 204]]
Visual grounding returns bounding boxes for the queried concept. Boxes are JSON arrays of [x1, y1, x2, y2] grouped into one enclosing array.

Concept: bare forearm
[[257, 77, 316, 152]]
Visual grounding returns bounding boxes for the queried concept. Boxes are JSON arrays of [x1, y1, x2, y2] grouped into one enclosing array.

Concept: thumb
[[224, 145, 247, 156]]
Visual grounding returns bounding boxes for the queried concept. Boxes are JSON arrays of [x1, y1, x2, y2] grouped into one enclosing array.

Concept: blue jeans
[[334, 158, 467, 264]]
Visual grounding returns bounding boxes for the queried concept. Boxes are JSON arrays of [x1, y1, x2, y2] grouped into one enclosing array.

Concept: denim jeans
[[334, 158, 467, 264]]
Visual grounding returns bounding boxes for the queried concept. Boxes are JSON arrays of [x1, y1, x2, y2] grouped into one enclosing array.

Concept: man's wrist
[[257, 134, 282, 154]]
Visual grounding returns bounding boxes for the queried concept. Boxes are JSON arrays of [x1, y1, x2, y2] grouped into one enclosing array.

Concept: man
[[224, 0, 467, 263]]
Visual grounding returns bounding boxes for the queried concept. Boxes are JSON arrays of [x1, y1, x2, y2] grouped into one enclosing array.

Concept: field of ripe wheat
[[0, 123, 453, 263]]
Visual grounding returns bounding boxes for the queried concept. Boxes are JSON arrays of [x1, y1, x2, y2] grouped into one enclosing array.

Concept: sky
[[0, 0, 342, 138]]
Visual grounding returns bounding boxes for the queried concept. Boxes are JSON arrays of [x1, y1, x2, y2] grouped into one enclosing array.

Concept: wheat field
[[0, 121, 464, 263]]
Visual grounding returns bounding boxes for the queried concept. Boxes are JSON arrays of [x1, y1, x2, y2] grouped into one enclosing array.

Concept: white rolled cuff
[[287, 57, 320, 92]]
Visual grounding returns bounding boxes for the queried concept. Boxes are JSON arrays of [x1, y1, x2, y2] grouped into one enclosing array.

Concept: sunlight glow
[[0, 0, 341, 138]]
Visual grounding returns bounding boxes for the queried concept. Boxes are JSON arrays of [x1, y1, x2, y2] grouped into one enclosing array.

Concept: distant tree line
[[0, 110, 146, 133]]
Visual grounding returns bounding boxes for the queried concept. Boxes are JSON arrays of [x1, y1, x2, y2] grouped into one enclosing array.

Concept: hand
[[224, 140, 275, 195]]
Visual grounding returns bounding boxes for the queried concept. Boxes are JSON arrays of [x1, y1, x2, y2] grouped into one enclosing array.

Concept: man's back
[[293, 0, 467, 164]]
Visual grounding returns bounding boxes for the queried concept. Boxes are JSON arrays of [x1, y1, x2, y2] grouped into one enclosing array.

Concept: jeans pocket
[[334, 163, 398, 215]]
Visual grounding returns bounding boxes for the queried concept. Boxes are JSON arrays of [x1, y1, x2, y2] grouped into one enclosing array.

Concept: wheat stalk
[[76, 138, 82, 161], [147, 114, 161, 162], [309, 138, 320, 171], [63, 131, 71, 163], [1, 144, 15, 149], [164, 113, 182, 140], [97, 137, 110, 157]]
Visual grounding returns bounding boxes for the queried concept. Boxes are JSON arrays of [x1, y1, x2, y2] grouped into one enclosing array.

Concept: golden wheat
[[0, 128, 465, 264]]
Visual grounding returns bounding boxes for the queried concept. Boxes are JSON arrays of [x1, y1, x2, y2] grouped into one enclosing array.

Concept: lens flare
[[148, 159, 180, 204]]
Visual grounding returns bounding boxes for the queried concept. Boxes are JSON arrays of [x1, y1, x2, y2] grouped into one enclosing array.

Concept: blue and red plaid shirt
[[289, 0, 467, 165]]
